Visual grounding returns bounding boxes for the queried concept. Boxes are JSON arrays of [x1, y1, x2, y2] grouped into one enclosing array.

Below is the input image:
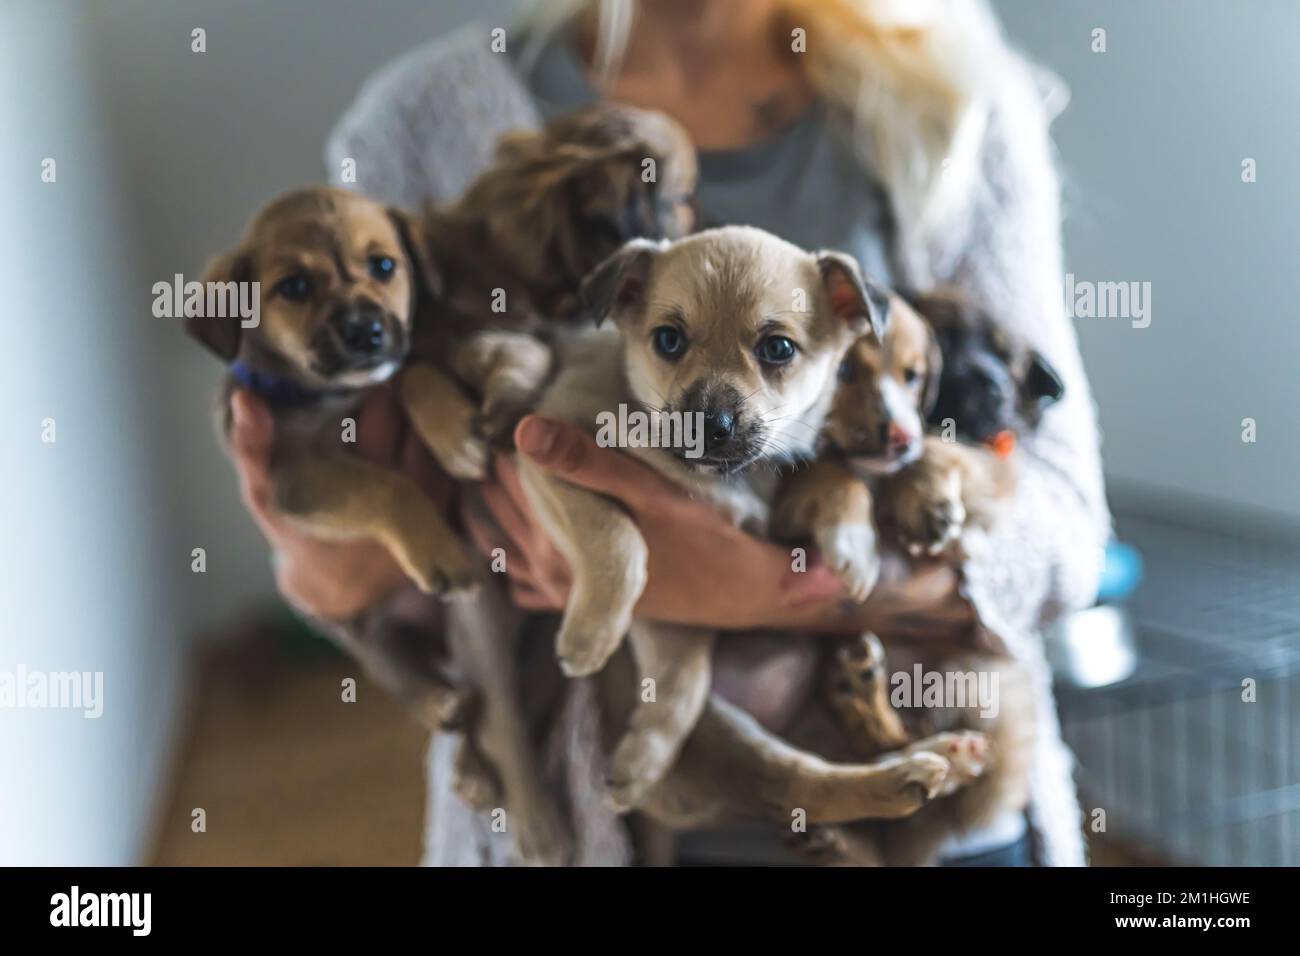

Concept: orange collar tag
[[988, 430, 1017, 459]]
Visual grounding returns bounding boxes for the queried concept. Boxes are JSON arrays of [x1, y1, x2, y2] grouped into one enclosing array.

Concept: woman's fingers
[[510, 585, 562, 611], [480, 466, 535, 546], [464, 488, 532, 579], [229, 390, 281, 531], [514, 414, 681, 512], [778, 559, 846, 606], [463, 502, 564, 612]]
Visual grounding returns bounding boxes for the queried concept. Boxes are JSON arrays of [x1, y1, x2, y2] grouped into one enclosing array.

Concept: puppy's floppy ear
[[186, 247, 251, 362], [388, 205, 443, 301], [578, 238, 662, 326], [1022, 350, 1064, 405], [493, 128, 546, 165], [816, 251, 890, 341]]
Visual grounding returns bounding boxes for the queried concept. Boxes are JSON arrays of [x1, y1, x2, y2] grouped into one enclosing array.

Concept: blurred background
[[1, 0, 1296, 865]]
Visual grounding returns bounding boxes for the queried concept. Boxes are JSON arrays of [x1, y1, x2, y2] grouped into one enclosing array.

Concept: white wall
[[0, 0, 509, 865], [0, 1, 187, 865], [995, 0, 1300, 522]]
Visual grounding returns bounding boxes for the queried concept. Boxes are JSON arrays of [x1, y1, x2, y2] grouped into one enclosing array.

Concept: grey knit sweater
[[326, 23, 1111, 867]]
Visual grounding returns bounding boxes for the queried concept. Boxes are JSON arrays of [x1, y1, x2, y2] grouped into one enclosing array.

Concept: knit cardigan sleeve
[[323, 26, 541, 206], [929, 53, 1112, 640]]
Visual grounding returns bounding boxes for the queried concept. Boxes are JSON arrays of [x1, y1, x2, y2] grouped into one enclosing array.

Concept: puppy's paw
[[815, 522, 881, 602], [402, 539, 479, 599], [452, 738, 501, 810], [420, 685, 473, 731], [826, 634, 912, 756], [474, 391, 539, 451], [894, 465, 966, 557], [906, 731, 988, 796], [555, 606, 629, 678], [511, 799, 572, 867], [788, 825, 853, 865], [832, 632, 888, 693], [879, 751, 952, 816], [605, 728, 678, 813], [440, 432, 493, 482]]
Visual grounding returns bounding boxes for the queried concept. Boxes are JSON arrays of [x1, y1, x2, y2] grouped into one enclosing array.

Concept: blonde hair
[[520, 0, 1056, 277]]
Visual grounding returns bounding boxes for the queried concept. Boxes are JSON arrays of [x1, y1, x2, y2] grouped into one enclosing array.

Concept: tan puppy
[[519, 227, 988, 823]]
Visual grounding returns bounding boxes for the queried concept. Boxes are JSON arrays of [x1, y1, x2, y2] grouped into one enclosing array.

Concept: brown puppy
[[773, 294, 1016, 594], [399, 104, 699, 470], [189, 187, 477, 599], [520, 227, 985, 825], [187, 184, 498, 743], [772, 293, 1035, 866], [403, 104, 699, 864]]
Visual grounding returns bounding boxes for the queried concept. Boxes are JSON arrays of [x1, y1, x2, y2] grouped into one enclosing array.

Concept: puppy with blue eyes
[[518, 225, 981, 813]]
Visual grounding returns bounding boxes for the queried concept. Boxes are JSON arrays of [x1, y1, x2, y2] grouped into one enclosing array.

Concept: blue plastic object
[[1097, 539, 1143, 603]]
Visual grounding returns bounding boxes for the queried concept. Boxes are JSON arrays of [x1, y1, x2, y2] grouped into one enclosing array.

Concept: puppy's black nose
[[334, 308, 388, 355], [704, 411, 736, 451]]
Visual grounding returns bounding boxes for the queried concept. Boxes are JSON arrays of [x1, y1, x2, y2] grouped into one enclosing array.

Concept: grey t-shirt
[[514, 31, 896, 285]]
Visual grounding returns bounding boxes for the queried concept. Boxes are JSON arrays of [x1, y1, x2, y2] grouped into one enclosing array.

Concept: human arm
[[464, 415, 975, 648]]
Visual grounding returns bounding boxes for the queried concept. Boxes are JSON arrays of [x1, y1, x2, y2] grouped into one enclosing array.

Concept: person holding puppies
[[229, 0, 1109, 866]]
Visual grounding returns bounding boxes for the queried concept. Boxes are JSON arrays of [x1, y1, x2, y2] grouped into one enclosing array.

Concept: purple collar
[[230, 360, 336, 407]]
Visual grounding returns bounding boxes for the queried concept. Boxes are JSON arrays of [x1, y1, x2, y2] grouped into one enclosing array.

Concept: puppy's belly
[[710, 632, 819, 734]]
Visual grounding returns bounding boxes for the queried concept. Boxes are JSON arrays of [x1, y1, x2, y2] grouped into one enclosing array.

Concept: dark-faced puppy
[[905, 289, 1064, 450]]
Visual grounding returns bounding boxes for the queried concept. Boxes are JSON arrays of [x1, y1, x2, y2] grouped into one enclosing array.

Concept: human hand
[[228, 386, 454, 621], [462, 415, 846, 630], [465, 415, 974, 643]]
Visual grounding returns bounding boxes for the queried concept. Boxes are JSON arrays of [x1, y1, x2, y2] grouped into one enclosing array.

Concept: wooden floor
[[150, 629, 1151, 867], [150, 634, 429, 866]]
